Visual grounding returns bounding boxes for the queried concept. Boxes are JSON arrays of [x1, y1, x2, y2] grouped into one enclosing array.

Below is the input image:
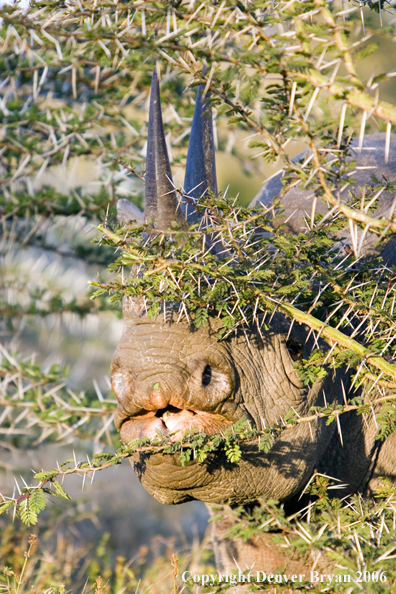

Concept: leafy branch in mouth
[[0, 419, 273, 526], [3, 376, 396, 527]]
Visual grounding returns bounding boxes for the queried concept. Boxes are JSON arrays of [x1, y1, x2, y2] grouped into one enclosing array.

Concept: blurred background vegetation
[[1, 0, 396, 591]]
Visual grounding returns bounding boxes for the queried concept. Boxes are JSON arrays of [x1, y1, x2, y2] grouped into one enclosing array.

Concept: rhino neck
[[207, 394, 391, 582], [318, 408, 394, 496], [216, 318, 349, 502], [227, 324, 308, 429], [207, 423, 390, 587]]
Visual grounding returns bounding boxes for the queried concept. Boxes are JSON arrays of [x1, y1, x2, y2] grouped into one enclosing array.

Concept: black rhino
[[111, 69, 396, 575]]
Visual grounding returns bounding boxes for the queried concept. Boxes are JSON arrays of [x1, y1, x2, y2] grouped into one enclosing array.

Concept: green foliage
[[223, 440, 242, 464], [0, 501, 14, 517], [28, 489, 46, 514], [209, 477, 396, 592], [294, 354, 329, 386], [194, 308, 209, 329], [1, 0, 396, 590], [0, 350, 118, 448], [1, 420, 282, 524], [52, 481, 71, 500], [376, 402, 396, 440], [18, 500, 38, 527], [94, 192, 396, 401], [258, 434, 274, 453]]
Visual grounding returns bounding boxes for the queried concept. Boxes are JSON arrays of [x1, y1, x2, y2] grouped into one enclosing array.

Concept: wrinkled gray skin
[[252, 133, 396, 263], [112, 72, 396, 574], [113, 299, 348, 505]]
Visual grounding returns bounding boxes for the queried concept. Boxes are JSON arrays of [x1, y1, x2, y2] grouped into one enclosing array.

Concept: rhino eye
[[286, 338, 303, 362], [202, 365, 212, 387]]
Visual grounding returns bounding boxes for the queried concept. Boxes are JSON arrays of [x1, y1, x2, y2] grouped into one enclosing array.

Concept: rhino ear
[[145, 67, 184, 230], [117, 199, 144, 225], [183, 85, 217, 223]]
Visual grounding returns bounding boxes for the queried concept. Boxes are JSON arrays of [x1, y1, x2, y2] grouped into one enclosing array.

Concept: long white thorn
[[359, 2, 366, 35], [385, 122, 391, 165], [310, 195, 317, 229], [260, 415, 267, 429], [337, 103, 347, 148], [336, 413, 344, 446], [358, 111, 367, 150], [14, 477, 21, 496], [371, 405, 379, 431], [308, 421, 314, 440], [341, 380, 348, 406], [323, 390, 327, 407], [289, 81, 297, 117], [357, 223, 370, 258], [368, 372, 384, 395], [20, 476, 29, 489], [349, 217, 358, 257], [304, 87, 319, 122]]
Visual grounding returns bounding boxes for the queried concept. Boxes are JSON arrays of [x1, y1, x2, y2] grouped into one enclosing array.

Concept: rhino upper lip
[[117, 403, 233, 440], [120, 405, 222, 427]]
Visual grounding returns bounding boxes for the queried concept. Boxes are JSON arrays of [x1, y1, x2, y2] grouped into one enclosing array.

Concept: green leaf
[[194, 308, 209, 329], [180, 450, 192, 467], [196, 449, 208, 463], [52, 480, 72, 500], [19, 501, 38, 526], [258, 435, 274, 454], [34, 470, 59, 482], [0, 501, 14, 517], [224, 441, 242, 464], [147, 302, 160, 319], [355, 43, 380, 61], [29, 489, 46, 513]]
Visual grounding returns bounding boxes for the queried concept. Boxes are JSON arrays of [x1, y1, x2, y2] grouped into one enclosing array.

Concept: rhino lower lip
[[119, 405, 233, 443]]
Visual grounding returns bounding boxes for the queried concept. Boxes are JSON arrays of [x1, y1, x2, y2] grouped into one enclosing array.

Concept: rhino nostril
[[111, 367, 126, 400], [202, 365, 212, 387], [286, 338, 303, 362]]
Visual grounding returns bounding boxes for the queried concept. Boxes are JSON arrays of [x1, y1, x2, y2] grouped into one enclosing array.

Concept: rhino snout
[[111, 348, 236, 443]]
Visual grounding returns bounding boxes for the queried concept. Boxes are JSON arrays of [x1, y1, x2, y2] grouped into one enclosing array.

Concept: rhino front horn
[[145, 67, 183, 230], [183, 84, 217, 223]]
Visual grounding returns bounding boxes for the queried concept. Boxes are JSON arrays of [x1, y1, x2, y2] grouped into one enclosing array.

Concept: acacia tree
[[1, 0, 396, 591]]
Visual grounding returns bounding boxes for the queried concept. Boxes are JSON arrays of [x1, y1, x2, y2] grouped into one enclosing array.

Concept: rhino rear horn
[[183, 85, 217, 223], [145, 68, 183, 230]]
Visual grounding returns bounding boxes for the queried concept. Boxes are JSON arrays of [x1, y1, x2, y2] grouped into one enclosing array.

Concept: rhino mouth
[[119, 404, 233, 444]]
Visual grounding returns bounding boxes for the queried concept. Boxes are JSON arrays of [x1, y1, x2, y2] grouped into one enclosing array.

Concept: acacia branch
[[2, 387, 396, 517], [267, 295, 396, 382]]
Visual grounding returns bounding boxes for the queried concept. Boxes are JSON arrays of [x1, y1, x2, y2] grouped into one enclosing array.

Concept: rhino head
[[108, 69, 396, 578], [110, 69, 352, 507]]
